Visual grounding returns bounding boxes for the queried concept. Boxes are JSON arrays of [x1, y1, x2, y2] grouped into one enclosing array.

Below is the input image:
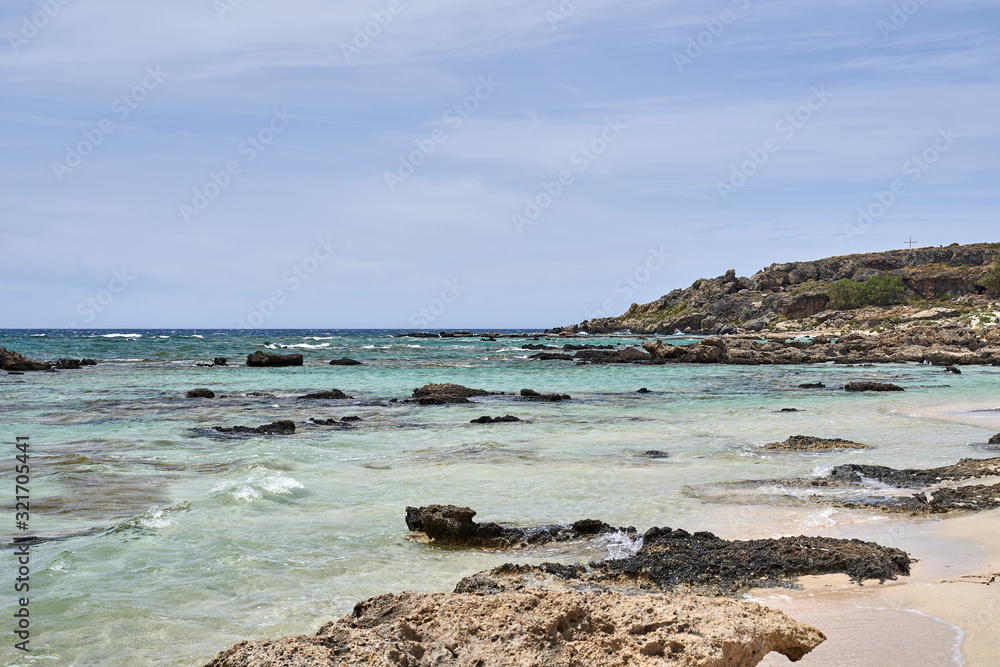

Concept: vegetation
[[826, 275, 907, 310], [979, 263, 1000, 296]]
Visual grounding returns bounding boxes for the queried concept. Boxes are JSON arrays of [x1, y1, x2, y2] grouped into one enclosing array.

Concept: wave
[[93, 333, 142, 338], [181, 335, 204, 339], [284, 343, 331, 349], [30, 333, 46, 337], [307, 336, 334, 341], [210, 471, 304, 502]]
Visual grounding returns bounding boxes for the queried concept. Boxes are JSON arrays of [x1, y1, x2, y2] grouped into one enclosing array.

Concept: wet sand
[[753, 509, 1000, 666]]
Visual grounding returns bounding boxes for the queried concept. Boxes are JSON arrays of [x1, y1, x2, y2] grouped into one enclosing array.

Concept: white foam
[[138, 508, 175, 529], [30, 333, 45, 337], [284, 343, 331, 349], [96, 333, 142, 338], [182, 334, 204, 339], [308, 336, 334, 340]]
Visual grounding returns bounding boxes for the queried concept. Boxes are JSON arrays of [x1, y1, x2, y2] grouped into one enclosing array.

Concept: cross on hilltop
[[905, 237, 916, 250]]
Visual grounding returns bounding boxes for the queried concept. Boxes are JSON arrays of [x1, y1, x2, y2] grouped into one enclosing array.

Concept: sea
[[2, 329, 999, 666]]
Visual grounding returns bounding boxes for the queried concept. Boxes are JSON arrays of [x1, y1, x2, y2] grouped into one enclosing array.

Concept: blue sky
[[1, 0, 997, 329]]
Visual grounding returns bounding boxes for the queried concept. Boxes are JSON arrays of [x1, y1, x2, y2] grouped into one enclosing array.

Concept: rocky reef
[[246, 351, 304, 367], [761, 435, 871, 451], [411, 383, 491, 405]]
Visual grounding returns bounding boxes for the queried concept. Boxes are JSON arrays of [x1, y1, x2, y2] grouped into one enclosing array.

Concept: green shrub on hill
[[979, 263, 1000, 296], [826, 275, 906, 310]]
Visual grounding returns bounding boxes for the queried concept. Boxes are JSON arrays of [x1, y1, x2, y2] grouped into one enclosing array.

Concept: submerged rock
[[574, 347, 652, 364], [204, 589, 825, 667], [404, 505, 630, 548], [186, 388, 215, 398], [0, 348, 50, 372], [844, 381, 904, 392], [213, 357, 227, 366], [246, 351, 304, 367], [299, 389, 352, 400], [470, 415, 521, 424], [53, 358, 97, 369], [763, 435, 871, 451], [412, 383, 490, 405], [638, 450, 670, 458], [520, 388, 571, 401], [798, 382, 825, 389], [528, 352, 574, 361], [214, 420, 295, 436], [329, 357, 363, 366]]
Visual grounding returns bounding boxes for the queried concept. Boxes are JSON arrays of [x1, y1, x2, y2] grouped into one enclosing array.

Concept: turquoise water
[[2, 329, 998, 666]]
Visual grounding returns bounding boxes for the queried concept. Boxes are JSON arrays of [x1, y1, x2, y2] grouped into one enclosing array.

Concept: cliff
[[552, 242, 1000, 335]]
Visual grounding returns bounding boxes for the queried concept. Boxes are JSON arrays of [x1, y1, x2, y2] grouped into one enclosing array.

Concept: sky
[[1, 0, 998, 329]]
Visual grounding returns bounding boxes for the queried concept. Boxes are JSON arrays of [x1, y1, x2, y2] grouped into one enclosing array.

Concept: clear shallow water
[[2, 329, 998, 666]]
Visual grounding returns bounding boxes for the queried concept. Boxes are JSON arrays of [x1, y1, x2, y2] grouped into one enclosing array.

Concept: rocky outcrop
[[329, 357, 363, 366], [844, 382, 904, 392], [411, 383, 491, 405], [574, 347, 652, 364], [552, 243, 1000, 335], [989, 434, 1000, 446], [470, 415, 521, 424], [762, 435, 871, 451], [458, 528, 909, 596], [214, 420, 295, 436], [214, 357, 227, 366], [246, 351, 304, 367], [299, 389, 352, 400], [187, 388, 215, 398], [528, 352, 574, 361], [0, 348, 50, 371], [53, 358, 97, 369], [520, 388, 571, 401], [404, 505, 629, 548], [204, 589, 825, 667]]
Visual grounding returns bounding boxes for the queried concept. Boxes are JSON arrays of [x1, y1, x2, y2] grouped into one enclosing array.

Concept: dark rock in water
[[213, 357, 227, 366], [637, 388, 650, 393], [528, 352, 574, 361], [405, 505, 631, 549], [574, 347, 652, 364], [299, 389, 352, 400], [522, 344, 559, 350], [329, 357, 363, 366], [470, 415, 521, 424], [945, 365, 961, 374], [639, 450, 669, 458], [763, 435, 870, 451], [844, 381, 904, 392], [246, 351, 303, 367], [412, 383, 490, 405], [53, 358, 82, 369], [988, 434, 1000, 446], [779, 408, 800, 412], [341, 415, 362, 422], [456, 526, 910, 596], [244, 392, 275, 398], [0, 348, 51, 372], [520, 388, 571, 401], [798, 382, 825, 389], [7, 371, 24, 375], [309, 417, 354, 427], [563, 343, 616, 351], [186, 388, 215, 398], [214, 420, 295, 436]]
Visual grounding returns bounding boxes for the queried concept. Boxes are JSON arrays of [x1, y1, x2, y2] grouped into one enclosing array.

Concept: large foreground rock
[[204, 589, 825, 666], [0, 348, 50, 371], [247, 351, 304, 367], [411, 383, 491, 405]]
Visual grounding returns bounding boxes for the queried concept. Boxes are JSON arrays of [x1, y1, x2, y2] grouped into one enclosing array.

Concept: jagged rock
[[520, 388, 571, 401], [411, 383, 490, 405], [457, 527, 910, 596], [989, 434, 1000, 446], [329, 357, 363, 366], [762, 435, 870, 451], [308, 418, 355, 427], [53, 358, 97, 369], [798, 382, 825, 389], [574, 347, 652, 364], [529, 352, 574, 361], [186, 388, 215, 398], [404, 505, 628, 548], [470, 415, 521, 424], [246, 351, 303, 367], [637, 387, 650, 393], [844, 381, 904, 392], [204, 589, 825, 667], [638, 450, 669, 458], [0, 348, 50, 371], [945, 365, 962, 374], [522, 344, 559, 350], [214, 420, 295, 436], [213, 357, 227, 366], [299, 389, 352, 400], [341, 416, 362, 422]]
